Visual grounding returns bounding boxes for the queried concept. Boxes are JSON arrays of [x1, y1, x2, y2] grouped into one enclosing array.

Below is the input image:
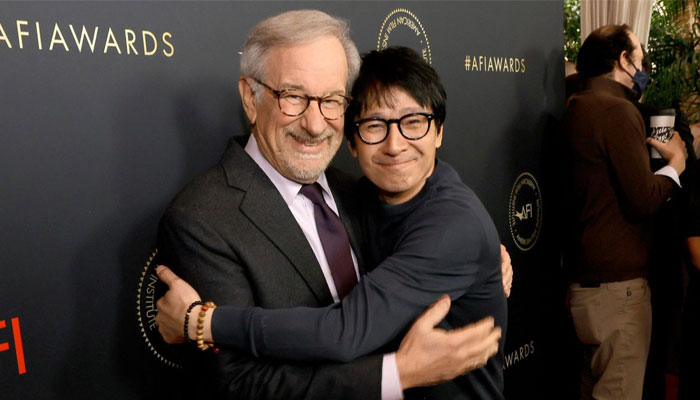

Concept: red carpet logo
[[464, 54, 526, 73], [377, 9, 431, 64], [0, 19, 174, 57], [509, 172, 542, 251], [136, 249, 182, 368], [504, 340, 535, 369], [0, 317, 26, 375]]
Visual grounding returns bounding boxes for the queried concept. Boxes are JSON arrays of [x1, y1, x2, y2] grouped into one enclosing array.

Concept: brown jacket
[[563, 76, 674, 283]]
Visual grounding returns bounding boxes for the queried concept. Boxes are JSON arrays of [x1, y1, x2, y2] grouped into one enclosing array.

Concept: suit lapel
[[222, 138, 334, 305]]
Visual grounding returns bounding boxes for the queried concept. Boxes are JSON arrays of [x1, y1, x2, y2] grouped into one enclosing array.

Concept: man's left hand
[[395, 296, 501, 389]]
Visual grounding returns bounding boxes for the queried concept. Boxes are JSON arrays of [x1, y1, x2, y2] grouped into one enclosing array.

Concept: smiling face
[[239, 35, 348, 183], [350, 87, 443, 205]]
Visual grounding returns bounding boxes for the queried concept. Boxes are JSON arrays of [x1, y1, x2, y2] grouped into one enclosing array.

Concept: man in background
[[563, 24, 687, 399]]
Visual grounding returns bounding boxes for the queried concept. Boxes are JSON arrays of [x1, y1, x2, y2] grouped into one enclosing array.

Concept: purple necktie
[[300, 183, 358, 300]]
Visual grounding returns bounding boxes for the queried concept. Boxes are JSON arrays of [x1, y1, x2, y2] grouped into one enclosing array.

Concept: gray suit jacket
[[157, 136, 381, 400]]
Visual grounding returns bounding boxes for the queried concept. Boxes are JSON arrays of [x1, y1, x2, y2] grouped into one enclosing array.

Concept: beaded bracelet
[[184, 300, 204, 345], [197, 301, 217, 352]]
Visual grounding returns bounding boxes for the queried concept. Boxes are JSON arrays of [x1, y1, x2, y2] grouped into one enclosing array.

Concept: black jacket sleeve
[[211, 205, 499, 362]]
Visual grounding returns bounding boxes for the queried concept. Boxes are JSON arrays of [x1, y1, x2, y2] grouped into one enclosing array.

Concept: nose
[[382, 122, 408, 155], [299, 99, 328, 136]]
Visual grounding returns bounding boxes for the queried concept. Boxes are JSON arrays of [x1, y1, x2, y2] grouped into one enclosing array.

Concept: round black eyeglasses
[[354, 113, 436, 144]]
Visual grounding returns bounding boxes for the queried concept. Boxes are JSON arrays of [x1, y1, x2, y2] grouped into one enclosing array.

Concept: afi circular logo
[[377, 8, 432, 64], [136, 249, 182, 368], [508, 172, 542, 251]]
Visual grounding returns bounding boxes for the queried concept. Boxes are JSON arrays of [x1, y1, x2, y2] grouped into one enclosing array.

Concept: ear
[[347, 139, 358, 158], [435, 124, 444, 149], [618, 50, 629, 69], [238, 77, 258, 125]]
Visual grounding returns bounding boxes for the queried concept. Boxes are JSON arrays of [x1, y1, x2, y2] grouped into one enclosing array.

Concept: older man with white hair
[[156, 9, 507, 400]]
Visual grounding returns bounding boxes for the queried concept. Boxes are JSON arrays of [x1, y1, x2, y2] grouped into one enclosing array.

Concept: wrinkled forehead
[[263, 37, 349, 90]]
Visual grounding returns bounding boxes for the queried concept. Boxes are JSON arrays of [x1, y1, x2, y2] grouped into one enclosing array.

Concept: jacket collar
[[220, 136, 335, 305], [586, 76, 637, 102]]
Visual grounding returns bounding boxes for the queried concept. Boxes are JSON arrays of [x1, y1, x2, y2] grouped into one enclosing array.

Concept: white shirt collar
[[244, 135, 332, 205]]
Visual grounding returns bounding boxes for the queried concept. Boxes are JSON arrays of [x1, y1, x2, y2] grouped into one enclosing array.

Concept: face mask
[[623, 57, 650, 99]]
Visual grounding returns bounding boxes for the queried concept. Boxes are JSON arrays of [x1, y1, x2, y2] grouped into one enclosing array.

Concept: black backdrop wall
[[0, 2, 569, 399]]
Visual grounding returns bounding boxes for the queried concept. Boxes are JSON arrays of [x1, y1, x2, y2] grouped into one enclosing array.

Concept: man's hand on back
[[501, 244, 513, 297], [155, 265, 203, 343], [395, 296, 501, 389]]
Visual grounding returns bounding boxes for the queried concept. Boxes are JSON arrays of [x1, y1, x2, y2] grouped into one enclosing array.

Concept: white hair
[[240, 9, 360, 96]]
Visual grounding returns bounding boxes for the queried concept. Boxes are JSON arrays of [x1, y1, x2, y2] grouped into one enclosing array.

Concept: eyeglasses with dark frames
[[254, 79, 351, 120], [354, 113, 436, 144]]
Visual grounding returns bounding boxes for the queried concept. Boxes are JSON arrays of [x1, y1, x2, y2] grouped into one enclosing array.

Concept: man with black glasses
[[157, 44, 507, 399]]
